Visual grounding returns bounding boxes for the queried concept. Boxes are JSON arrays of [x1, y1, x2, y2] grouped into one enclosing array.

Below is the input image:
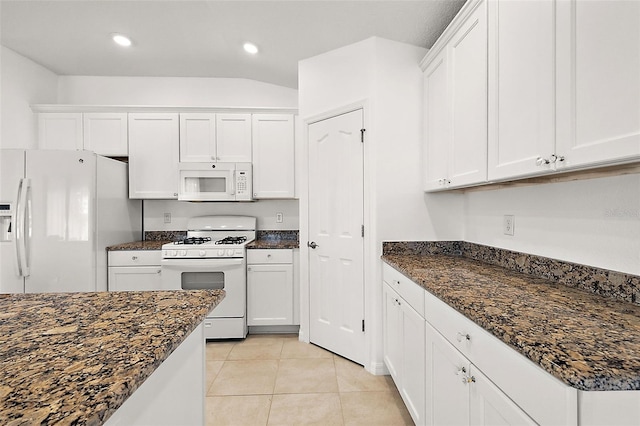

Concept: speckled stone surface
[[106, 240, 169, 251], [144, 231, 187, 242], [382, 252, 640, 391], [0, 290, 224, 425], [383, 241, 640, 305], [248, 230, 299, 249]]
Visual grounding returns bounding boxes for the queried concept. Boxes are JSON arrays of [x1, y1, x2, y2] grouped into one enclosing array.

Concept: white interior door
[[308, 109, 365, 365]]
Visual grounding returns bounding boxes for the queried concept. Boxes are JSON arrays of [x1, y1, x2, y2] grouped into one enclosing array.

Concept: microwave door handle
[[230, 170, 236, 195]]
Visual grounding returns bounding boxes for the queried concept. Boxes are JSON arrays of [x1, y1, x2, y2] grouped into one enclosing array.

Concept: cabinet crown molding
[[420, 0, 486, 70], [31, 104, 299, 114]]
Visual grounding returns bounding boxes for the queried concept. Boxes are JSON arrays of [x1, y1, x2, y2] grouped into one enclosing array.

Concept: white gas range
[[161, 216, 256, 339]]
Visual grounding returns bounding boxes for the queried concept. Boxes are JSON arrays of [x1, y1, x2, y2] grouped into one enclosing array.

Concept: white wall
[[1, 47, 59, 149], [143, 199, 299, 232], [465, 173, 640, 275], [58, 76, 298, 107]]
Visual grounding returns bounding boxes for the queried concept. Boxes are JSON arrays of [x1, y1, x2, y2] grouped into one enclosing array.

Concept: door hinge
[[361, 224, 364, 237], [360, 128, 366, 143], [362, 319, 365, 332]]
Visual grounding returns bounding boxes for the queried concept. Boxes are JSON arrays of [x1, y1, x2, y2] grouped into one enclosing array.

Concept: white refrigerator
[[0, 149, 142, 293]]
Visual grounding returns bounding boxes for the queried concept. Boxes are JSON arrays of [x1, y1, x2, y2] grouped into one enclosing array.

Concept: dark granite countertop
[[107, 240, 169, 251], [247, 230, 299, 249], [382, 253, 640, 391], [0, 290, 224, 425]]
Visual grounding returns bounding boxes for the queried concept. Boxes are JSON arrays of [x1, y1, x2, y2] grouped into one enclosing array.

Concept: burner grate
[[175, 237, 212, 245], [215, 236, 247, 245]]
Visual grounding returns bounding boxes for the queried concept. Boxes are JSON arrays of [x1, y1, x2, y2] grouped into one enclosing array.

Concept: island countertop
[[382, 253, 640, 392], [0, 289, 224, 425]]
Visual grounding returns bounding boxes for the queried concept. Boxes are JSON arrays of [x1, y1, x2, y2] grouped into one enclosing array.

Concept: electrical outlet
[[276, 212, 283, 223], [164, 213, 171, 224], [503, 215, 515, 236]]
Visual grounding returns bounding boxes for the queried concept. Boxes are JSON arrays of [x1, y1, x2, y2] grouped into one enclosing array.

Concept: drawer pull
[[456, 332, 471, 342]]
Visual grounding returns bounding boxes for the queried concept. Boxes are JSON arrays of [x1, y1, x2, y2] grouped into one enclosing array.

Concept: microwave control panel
[[236, 171, 248, 195]]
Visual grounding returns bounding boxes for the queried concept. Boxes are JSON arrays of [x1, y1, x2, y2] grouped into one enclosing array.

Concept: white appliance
[[161, 215, 256, 339], [0, 149, 142, 294], [178, 162, 252, 201]]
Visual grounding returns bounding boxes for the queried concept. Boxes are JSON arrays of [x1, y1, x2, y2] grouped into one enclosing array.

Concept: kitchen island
[[0, 289, 224, 425]]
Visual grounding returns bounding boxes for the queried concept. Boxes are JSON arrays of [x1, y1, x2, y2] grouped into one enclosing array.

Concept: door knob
[[307, 241, 319, 249]]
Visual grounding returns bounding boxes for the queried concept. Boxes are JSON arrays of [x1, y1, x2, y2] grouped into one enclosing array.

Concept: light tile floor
[[205, 334, 414, 426]]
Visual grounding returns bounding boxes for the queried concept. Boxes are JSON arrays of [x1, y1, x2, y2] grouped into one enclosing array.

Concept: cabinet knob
[[536, 156, 551, 166], [456, 366, 467, 376], [267, 254, 272, 258], [551, 154, 565, 163], [157, 269, 161, 274], [456, 332, 470, 342], [173, 193, 178, 197], [131, 256, 138, 260]]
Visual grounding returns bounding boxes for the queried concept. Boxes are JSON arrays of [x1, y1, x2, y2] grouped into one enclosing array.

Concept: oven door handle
[[161, 258, 245, 267]]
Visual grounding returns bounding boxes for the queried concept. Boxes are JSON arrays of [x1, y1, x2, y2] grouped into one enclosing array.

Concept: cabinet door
[[179, 113, 217, 162], [556, 0, 640, 168], [426, 323, 470, 426], [448, 0, 487, 188], [400, 300, 426, 425], [38, 113, 83, 150], [252, 114, 295, 198], [487, 0, 555, 180], [108, 266, 162, 291], [470, 366, 536, 426], [216, 114, 252, 162], [83, 113, 128, 156], [423, 50, 450, 191], [247, 263, 294, 326], [128, 113, 179, 199], [382, 283, 402, 382]]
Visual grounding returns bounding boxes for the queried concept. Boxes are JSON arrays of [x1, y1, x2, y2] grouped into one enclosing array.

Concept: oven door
[[161, 258, 246, 318], [178, 163, 236, 201]]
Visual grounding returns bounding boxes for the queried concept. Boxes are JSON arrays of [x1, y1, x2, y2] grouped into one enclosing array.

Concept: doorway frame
[[299, 99, 385, 374]]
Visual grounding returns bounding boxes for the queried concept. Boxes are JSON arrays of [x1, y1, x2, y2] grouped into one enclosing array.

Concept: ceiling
[[0, 0, 465, 89]]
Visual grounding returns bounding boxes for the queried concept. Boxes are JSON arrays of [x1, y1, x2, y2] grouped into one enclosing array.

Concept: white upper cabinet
[[448, 1, 488, 187], [423, 51, 451, 190], [179, 113, 216, 162], [180, 113, 252, 163], [39, 112, 128, 156], [555, 0, 640, 169], [38, 113, 83, 151], [487, 0, 555, 180], [128, 113, 179, 199], [251, 114, 295, 198], [83, 113, 128, 157], [422, 0, 487, 191], [216, 113, 252, 163]]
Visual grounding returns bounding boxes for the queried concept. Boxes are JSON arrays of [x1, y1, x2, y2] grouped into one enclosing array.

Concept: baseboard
[[248, 325, 300, 335], [368, 360, 390, 376]]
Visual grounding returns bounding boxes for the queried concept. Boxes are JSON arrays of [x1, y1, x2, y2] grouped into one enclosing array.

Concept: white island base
[[105, 323, 205, 425]]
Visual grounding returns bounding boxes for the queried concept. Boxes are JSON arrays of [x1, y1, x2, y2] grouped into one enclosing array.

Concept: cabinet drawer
[[382, 263, 425, 317], [424, 290, 577, 425], [247, 249, 293, 264], [108, 250, 162, 266]]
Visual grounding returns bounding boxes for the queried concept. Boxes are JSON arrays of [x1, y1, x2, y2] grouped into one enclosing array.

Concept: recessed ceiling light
[[243, 42, 258, 55], [112, 34, 132, 47]]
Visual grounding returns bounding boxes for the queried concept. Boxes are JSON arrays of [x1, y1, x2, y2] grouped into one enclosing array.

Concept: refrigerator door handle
[[24, 179, 32, 276], [15, 178, 30, 277]]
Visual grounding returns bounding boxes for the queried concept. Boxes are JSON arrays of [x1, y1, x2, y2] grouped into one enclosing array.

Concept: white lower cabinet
[[247, 249, 294, 326], [382, 266, 426, 425], [108, 250, 162, 291], [425, 323, 535, 426]]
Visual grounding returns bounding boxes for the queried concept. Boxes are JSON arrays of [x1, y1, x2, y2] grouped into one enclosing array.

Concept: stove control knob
[[217, 249, 225, 256], [179, 250, 187, 256], [226, 249, 234, 256], [199, 250, 207, 257]]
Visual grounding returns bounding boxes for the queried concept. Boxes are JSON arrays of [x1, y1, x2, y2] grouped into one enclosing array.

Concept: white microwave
[[178, 162, 252, 201]]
